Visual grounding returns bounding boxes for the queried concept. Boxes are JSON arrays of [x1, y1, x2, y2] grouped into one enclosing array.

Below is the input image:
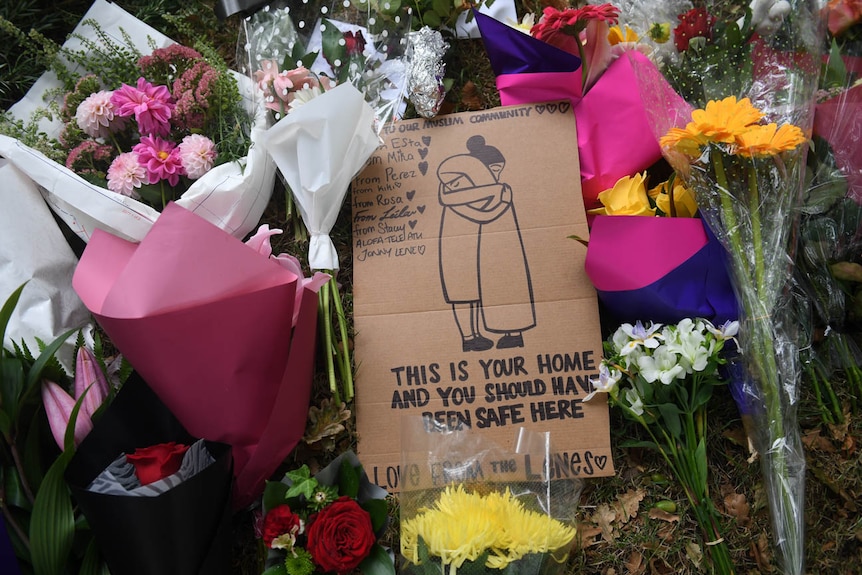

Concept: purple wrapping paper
[[585, 215, 738, 324], [474, 10, 682, 211]]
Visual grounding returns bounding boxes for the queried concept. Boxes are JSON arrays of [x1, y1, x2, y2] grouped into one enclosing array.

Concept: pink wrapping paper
[[73, 203, 320, 507], [496, 51, 681, 210], [814, 82, 862, 203]]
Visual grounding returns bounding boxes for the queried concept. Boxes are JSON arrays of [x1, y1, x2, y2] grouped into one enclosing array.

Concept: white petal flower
[[637, 346, 685, 384], [619, 321, 663, 356], [584, 363, 622, 402], [624, 388, 644, 416]]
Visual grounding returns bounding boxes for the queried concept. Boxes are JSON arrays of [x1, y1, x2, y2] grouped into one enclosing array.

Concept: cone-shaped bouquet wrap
[[65, 372, 233, 575], [474, 10, 687, 211], [72, 202, 322, 507], [585, 215, 737, 324], [256, 83, 380, 271], [814, 82, 862, 203]]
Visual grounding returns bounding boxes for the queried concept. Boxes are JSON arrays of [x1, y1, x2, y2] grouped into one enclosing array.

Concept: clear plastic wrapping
[[399, 417, 583, 575]]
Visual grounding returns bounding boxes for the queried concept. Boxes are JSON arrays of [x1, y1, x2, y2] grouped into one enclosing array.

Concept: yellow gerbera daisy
[[734, 122, 806, 157], [688, 96, 764, 144]]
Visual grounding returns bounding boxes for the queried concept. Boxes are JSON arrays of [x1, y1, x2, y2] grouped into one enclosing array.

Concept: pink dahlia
[[111, 78, 175, 137], [107, 152, 146, 197], [178, 134, 217, 179], [133, 136, 185, 186], [75, 90, 124, 138]]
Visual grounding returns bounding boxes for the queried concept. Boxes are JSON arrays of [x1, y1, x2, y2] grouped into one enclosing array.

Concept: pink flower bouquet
[[73, 203, 327, 507], [0, 0, 276, 243]]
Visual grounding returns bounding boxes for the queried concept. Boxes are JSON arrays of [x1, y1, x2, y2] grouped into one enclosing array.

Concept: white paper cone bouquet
[[237, 0, 412, 402]]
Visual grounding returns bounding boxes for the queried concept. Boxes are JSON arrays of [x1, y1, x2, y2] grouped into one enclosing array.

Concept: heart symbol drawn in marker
[[422, 136, 431, 145], [535, 104, 546, 114], [406, 190, 415, 200], [418, 161, 428, 176], [417, 205, 425, 214], [409, 220, 417, 229], [418, 148, 428, 159]]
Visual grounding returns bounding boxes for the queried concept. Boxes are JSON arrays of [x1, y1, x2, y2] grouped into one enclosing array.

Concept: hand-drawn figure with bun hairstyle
[[437, 135, 536, 352]]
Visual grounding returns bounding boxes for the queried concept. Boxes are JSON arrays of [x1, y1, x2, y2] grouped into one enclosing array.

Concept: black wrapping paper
[[65, 373, 234, 575]]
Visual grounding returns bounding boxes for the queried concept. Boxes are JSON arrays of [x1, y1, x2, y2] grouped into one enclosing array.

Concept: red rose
[[125, 442, 190, 485], [344, 31, 366, 57], [263, 504, 304, 549], [306, 496, 375, 573], [673, 7, 716, 52]]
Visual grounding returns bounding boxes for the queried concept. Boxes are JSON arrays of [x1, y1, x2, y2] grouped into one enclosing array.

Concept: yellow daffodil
[[608, 24, 638, 45], [400, 484, 576, 573], [590, 172, 655, 216], [650, 178, 699, 217], [734, 122, 807, 157]]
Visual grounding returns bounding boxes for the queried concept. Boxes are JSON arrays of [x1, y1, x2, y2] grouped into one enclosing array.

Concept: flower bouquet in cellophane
[[235, 0, 412, 403], [0, 0, 276, 243], [632, 1, 825, 572], [399, 419, 582, 575]]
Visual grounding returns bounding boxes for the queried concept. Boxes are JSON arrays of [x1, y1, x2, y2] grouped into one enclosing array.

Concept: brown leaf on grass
[[802, 427, 836, 453], [592, 503, 618, 541], [648, 507, 680, 523], [460, 81, 484, 111], [625, 550, 645, 575], [648, 557, 674, 575], [574, 521, 603, 549], [615, 488, 645, 524], [723, 492, 751, 527], [685, 541, 703, 569], [750, 532, 774, 573], [841, 431, 856, 457]]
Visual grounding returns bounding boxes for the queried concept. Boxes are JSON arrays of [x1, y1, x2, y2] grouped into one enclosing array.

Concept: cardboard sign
[[352, 103, 614, 491]]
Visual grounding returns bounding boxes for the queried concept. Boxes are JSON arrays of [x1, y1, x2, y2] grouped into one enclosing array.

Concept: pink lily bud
[[41, 381, 94, 450], [74, 346, 110, 418]]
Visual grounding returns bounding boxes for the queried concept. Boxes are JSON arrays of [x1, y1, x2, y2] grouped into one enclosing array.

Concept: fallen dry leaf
[[574, 522, 603, 549], [802, 427, 836, 453], [459, 81, 484, 111], [592, 504, 618, 542], [648, 507, 680, 523], [648, 557, 674, 575], [616, 488, 645, 524], [685, 541, 703, 568], [723, 492, 751, 527], [625, 550, 645, 575], [750, 532, 774, 573]]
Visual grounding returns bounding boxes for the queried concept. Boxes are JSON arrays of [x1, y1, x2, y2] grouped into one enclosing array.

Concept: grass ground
[[2, 0, 861, 573]]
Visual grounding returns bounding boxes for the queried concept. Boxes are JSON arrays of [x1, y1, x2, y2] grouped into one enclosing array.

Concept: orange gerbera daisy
[[688, 96, 764, 144], [659, 125, 708, 157], [735, 122, 806, 157]]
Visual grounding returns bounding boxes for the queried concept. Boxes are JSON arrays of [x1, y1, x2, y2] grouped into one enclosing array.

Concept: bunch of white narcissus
[[742, 0, 792, 36]]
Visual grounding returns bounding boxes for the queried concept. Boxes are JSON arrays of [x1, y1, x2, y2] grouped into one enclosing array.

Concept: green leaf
[[379, 0, 402, 16], [29, 451, 74, 575], [79, 538, 108, 575], [321, 19, 348, 78], [0, 409, 10, 438], [20, 328, 78, 418], [691, 382, 714, 411], [338, 457, 361, 499], [3, 464, 31, 510], [422, 11, 442, 29], [431, 0, 451, 18], [263, 480, 289, 512], [657, 403, 682, 439], [361, 498, 389, 533], [359, 543, 395, 575], [619, 439, 660, 452], [695, 437, 708, 487], [0, 283, 28, 353], [1, 357, 25, 427]]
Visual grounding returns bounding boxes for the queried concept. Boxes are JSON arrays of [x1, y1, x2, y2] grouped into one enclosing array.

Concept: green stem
[[328, 275, 354, 403], [319, 280, 340, 404], [747, 166, 766, 296]]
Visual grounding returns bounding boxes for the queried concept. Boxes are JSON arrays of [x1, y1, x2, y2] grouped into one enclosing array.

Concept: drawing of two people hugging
[[436, 135, 536, 352]]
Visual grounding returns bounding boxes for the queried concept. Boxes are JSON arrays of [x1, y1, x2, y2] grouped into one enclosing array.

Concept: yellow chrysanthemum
[[659, 126, 708, 158], [608, 24, 638, 45], [649, 22, 671, 43], [649, 178, 699, 217], [589, 172, 655, 216], [688, 96, 764, 144], [400, 485, 576, 572], [734, 122, 806, 157]]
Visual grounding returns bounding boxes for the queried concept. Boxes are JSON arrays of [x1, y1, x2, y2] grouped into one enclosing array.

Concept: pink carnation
[[107, 152, 146, 197], [133, 136, 185, 186], [178, 134, 217, 179], [75, 90, 124, 138], [111, 78, 175, 137]]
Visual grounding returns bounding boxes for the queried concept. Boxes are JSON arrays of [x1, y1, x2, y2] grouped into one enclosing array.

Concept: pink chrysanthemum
[[75, 90, 124, 139], [107, 152, 146, 197], [178, 134, 217, 179], [133, 136, 185, 186], [111, 78, 175, 137]]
